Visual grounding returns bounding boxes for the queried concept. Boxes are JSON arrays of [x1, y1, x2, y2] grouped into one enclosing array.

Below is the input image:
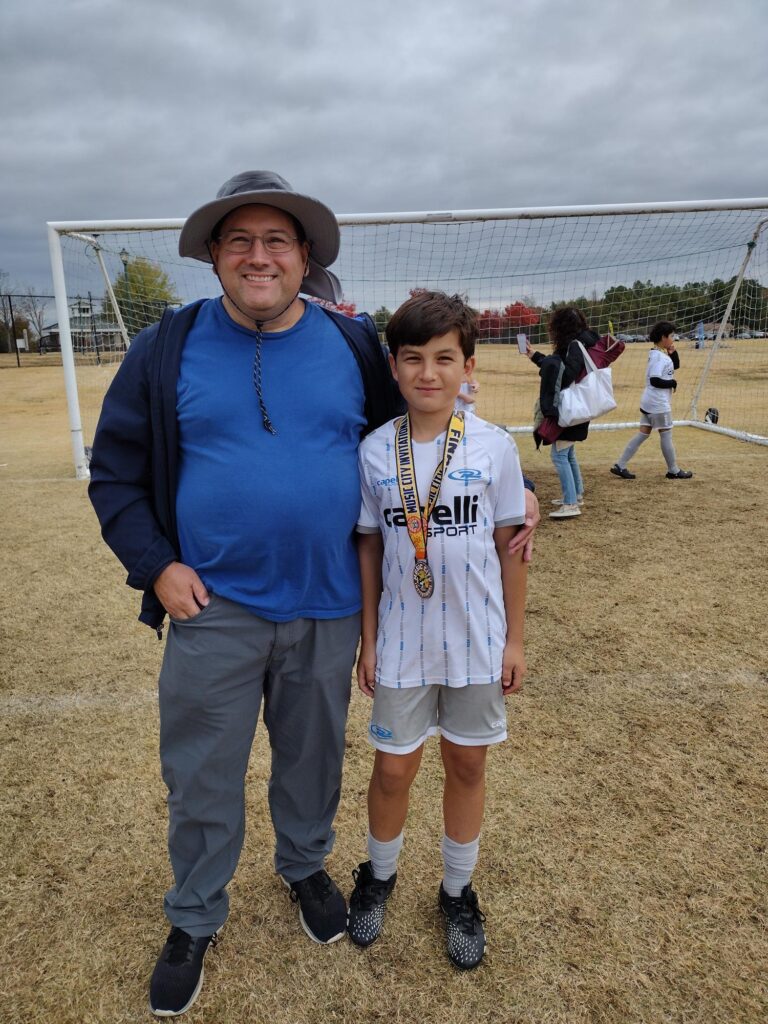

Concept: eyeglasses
[[216, 229, 299, 255]]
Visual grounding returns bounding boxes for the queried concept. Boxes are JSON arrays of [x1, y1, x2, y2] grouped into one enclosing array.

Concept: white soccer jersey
[[357, 413, 526, 688], [640, 348, 674, 413]]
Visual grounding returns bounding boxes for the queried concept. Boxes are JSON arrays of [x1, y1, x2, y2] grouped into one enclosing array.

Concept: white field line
[[0, 690, 157, 717]]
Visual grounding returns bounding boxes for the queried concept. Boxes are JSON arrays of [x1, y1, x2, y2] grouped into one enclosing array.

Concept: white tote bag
[[557, 341, 617, 427]]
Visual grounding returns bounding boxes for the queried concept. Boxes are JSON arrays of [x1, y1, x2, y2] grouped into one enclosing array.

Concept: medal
[[395, 412, 465, 599], [413, 559, 435, 598]]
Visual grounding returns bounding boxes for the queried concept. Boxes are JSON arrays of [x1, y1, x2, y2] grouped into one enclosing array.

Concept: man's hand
[[501, 641, 526, 694], [357, 641, 377, 698], [507, 488, 540, 563], [153, 562, 210, 620]]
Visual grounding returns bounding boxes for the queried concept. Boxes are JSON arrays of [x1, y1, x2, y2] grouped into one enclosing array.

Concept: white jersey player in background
[[611, 320, 694, 480]]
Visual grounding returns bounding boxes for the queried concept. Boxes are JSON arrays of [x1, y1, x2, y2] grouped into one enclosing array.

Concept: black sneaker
[[610, 464, 636, 479], [347, 860, 397, 947], [439, 882, 486, 969], [285, 869, 347, 944], [666, 469, 693, 479], [149, 926, 218, 1017]]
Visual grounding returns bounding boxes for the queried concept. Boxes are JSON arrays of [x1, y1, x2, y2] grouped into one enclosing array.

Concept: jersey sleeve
[[490, 433, 527, 527], [356, 445, 381, 534]]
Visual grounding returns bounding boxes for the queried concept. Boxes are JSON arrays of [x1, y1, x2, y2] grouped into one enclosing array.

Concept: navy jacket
[[88, 299, 404, 632]]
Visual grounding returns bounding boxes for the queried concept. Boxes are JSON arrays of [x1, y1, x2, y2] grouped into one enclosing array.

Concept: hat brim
[[303, 263, 342, 304], [178, 189, 340, 267]]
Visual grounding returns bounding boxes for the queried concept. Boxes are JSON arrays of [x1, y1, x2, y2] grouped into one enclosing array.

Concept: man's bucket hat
[[179, 170, 342, 303]]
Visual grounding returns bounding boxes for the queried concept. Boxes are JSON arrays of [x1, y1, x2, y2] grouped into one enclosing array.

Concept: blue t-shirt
[[175, 298, 366, 621]]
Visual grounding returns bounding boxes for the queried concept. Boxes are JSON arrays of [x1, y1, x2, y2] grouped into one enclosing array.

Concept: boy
[[349, 291, 528, 969]]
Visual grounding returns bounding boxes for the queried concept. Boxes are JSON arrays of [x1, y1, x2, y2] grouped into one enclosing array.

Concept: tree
[[372, 306, 392, 334], [108, 257, 180, 335], [502, 302, 540, 330], [333, 301, 357, 318], [16, 286, 50, 347]]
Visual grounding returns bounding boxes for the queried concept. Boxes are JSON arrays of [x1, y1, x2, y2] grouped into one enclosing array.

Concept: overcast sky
[[3, 0, 767, 294]]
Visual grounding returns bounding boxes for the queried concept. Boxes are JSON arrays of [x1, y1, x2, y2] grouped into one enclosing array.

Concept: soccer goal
[[48, 198, 768, 478]]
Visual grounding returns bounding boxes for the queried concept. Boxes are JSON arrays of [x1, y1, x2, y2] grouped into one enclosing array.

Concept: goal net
[[48, 200, 768, 478]]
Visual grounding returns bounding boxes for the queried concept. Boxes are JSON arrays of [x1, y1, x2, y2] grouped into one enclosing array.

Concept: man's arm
[[88, 329, 207, 615], [494, 525, 528, 694], [356, 531, 383, 697]]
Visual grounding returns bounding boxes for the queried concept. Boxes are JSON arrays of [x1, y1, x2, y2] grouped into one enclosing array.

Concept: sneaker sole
[[150, 968, 204, 1018], [281, 875, 346, 945], [298, 908, 345, 945]]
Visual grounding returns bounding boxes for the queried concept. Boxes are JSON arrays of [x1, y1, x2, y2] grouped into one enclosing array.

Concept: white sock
[[617, 431, 648, 467], [368, 830, 403, 880], [660, 430, 679, 472], [441, 833, 480, 897]]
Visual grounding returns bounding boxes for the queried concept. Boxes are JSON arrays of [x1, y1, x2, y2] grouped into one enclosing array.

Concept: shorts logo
[[491, 719, 505, 729], [370, 723, 393, 740], [448, 468, 482, 481]]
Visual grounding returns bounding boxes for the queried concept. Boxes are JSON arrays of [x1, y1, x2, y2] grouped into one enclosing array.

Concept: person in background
[[610, 321, 693, 480], [526, 307, 599, 519], [454, 369, 480, 412]]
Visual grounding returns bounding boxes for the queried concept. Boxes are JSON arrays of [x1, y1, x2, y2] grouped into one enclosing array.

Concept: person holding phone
[[524, 308, 599, 519], [454, 370, 480, 412]]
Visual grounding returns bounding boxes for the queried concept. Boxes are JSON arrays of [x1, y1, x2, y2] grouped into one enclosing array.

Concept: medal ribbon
[[395, 411, 465, 564]]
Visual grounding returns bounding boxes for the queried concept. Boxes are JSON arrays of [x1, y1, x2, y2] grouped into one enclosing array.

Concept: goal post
[[48, 198, 768, 478]]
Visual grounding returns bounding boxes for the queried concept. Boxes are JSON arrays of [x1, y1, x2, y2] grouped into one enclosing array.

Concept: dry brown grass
[[1, 366, 767, 1023]]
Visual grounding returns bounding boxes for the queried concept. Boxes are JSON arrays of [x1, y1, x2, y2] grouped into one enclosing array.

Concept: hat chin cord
[[208, 249, 311, 436]]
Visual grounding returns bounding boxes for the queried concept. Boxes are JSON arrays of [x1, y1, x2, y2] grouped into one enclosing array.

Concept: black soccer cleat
[[347, 860, 397, 947], [439, 882, 487, 970]]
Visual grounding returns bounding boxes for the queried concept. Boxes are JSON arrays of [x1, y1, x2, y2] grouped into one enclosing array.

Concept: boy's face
[[389, 330, 475, 418]]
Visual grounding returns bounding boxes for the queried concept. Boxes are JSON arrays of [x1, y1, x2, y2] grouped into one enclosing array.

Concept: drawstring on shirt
[[252, 323, 277, 435]]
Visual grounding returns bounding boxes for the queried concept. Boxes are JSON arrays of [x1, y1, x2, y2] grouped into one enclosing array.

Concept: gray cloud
[[2, 0, 767, 292]]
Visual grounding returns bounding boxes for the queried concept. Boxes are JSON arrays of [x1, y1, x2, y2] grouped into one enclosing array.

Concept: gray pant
[[158, 594, 360, 936]]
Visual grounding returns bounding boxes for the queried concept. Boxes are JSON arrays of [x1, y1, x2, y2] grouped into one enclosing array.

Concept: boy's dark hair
[[649, 321, 676, 344], [548, 307, 590, 356], [386, 290, 478, 359]]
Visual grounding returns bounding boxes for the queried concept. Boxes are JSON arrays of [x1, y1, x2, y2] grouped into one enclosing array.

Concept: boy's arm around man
[[356, 531, 384, 698]]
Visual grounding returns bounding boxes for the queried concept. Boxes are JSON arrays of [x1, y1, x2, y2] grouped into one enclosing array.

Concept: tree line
[[369, 276, 768, 344]]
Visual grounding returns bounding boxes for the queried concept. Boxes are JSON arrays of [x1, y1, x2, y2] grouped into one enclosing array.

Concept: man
[[89, 171, 539, 1017]]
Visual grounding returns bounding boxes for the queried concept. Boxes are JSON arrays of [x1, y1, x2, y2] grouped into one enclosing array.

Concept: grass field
[[1, 364, 766, 1023]]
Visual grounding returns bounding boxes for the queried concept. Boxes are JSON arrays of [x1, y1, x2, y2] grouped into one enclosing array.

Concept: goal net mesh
[[55, 205, 768, 450]]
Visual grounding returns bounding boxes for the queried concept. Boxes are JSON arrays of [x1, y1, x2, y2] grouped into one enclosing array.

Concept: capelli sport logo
[[369, 723, 394, 740], [447, 468, 482, 481]]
